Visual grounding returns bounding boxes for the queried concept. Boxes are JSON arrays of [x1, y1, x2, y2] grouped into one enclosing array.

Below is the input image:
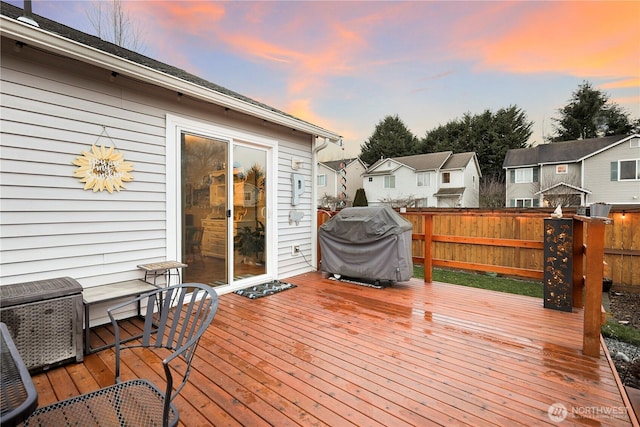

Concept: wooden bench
[[83, 280, 159, 355]]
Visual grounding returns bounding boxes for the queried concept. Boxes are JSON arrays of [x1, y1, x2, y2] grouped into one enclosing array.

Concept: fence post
[[582, 217, 609, 357], [423, 214, 433, 283]]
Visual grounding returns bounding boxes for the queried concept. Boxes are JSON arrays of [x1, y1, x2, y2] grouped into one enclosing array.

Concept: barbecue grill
[[319, 206, 413, 284]]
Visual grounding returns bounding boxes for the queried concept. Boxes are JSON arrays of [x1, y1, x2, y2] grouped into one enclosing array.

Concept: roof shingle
[[503, 135, 628, 168]]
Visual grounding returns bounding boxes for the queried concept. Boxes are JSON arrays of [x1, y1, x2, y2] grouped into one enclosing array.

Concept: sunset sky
[[10, 1, 640, 160]]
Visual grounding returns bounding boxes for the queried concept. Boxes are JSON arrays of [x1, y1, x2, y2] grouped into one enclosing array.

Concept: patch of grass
[[413, 265, 544, 298], [601, 320, 640, 346]]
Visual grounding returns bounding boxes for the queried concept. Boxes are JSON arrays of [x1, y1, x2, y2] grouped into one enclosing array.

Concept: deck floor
[[31, 272, 636, 426]]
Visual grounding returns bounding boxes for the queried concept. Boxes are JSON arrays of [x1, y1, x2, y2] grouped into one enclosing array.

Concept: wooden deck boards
[[30, 272, 637, 426]]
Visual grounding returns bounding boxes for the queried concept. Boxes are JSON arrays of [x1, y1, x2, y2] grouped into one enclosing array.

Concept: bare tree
[[86, 0, 146, 52], [479, 177, 505, 208], [319, 194, 350, 210], [379, 195, 417, 209]]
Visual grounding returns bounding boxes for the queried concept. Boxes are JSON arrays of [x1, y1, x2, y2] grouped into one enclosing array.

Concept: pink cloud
[[601, 78, 640, 90], [123, 1, 227, 74], [456, 2, 640, 79], [120, 1, 638, 140]]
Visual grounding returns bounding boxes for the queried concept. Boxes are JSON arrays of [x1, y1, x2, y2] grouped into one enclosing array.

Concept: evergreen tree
[[359, 115, 419, 165], [550, 81, 633, 141], [353, 188, 368, 206], [420, 106, 532, 181]]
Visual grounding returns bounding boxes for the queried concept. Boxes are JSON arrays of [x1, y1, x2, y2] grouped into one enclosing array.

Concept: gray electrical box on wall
[[291, 173, 305, 205]]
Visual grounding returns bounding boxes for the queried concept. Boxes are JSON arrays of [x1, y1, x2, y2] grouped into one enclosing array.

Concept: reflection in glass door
[[181, 135, 268, 288], [232, 145, 267, 280], [181, 133, 228, 285]]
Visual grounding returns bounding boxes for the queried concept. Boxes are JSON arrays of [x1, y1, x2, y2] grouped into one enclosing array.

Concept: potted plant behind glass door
[[235, 221, 265, 265]]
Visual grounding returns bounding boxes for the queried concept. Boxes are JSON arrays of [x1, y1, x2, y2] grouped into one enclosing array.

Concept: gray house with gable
[[503, 134, 640, 207]]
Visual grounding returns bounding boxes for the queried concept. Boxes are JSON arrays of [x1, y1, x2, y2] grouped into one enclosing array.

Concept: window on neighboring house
[[317, 174, 326, 186], [384, 175, 395, 188], [416, 198, 429, 207], [556, 164, 568, 174], [442, 172, 450, 184], [416, 172, 430, 187], [618, 159, 640, 181], [510, 198, 539, 208], [612, 159, 640, 181], [510, 167, 539, 183], [515, 168, 533, 183]]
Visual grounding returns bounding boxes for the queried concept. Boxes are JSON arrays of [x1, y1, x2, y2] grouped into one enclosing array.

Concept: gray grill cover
[[319, 206, 413, 282]]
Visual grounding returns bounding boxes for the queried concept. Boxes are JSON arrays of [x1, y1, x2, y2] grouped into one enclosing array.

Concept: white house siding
[[316, 162, 337, 206], [344, 160, 366, 202], [412, 172, 437, 207], [364, 166, 420, 206], [436, 169, 462, 208], [461, 165, 480, 207], [276, 137, 318, 278], [1, 41, 167, 286], [317, 159, 366, 207], [583, 137, 640, 205], [0, 36, 318, 286], [443, 169, 465, 187]]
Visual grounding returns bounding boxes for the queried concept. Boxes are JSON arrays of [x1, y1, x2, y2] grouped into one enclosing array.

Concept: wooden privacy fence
[[317, 208, 640, 287], [409, 211, 545, 281]]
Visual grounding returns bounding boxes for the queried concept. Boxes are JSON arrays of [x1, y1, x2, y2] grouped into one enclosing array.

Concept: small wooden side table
[[137, 261, 188, 287]]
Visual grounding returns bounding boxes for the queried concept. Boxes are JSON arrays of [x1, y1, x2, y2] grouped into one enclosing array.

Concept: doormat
[[234, 280, 297, 299], [328, 275, 386, 289]]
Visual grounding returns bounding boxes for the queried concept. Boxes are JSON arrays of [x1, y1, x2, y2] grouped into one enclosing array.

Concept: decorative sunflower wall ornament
[[72, 128, 134, 193]]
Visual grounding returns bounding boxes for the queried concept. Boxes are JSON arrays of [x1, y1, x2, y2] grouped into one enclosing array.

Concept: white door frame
[[166, 114, 277, 293]]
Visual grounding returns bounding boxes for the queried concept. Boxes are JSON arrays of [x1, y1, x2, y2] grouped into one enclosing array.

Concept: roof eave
[[504, 164, 538, 169], [577, 134, 639, 162], [1, 16, 341, 142]]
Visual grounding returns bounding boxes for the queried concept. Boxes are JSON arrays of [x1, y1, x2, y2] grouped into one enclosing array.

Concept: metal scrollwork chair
[[23, 283, 219, 427]]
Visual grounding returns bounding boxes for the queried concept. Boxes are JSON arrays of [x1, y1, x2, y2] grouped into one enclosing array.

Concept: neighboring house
[[316, 157, 367, 208], [362, 152, 481, 208], [503, 134, 640, 208], [0, 3, 341, 293]]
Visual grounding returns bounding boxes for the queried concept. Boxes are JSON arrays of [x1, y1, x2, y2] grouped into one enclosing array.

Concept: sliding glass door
[[180, 133, 268, 288], [232, 144, 267, 280]]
